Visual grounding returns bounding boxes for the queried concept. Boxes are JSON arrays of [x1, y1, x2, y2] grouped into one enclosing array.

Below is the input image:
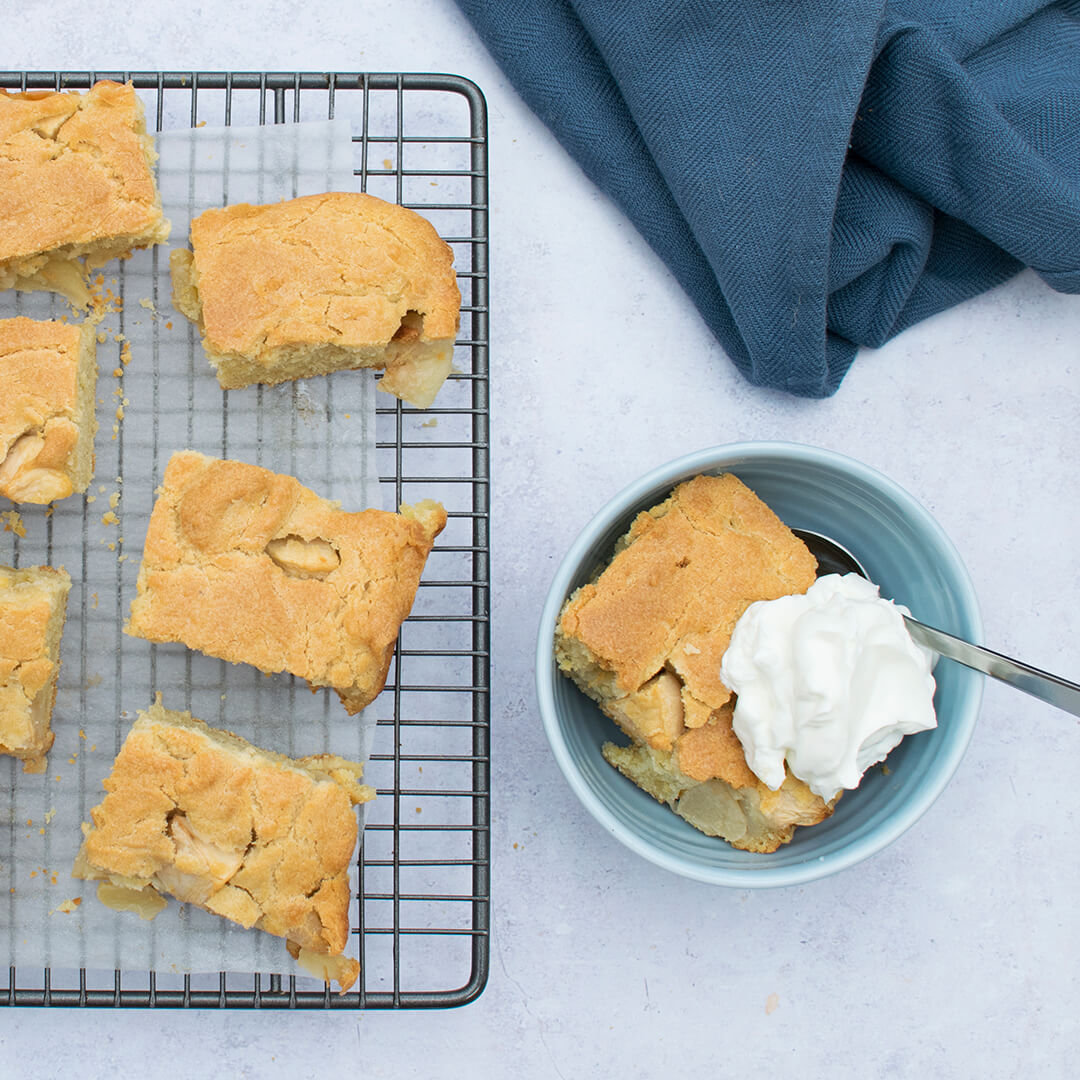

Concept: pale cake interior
[[0, 564, 71, 773], [0, 319, 98, 503]]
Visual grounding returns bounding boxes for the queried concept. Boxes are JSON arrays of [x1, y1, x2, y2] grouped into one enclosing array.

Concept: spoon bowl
[[793, 527, 1080, 718]]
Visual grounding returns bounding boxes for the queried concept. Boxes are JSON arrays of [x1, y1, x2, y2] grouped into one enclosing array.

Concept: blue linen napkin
[[455, 0, 1080, 396]]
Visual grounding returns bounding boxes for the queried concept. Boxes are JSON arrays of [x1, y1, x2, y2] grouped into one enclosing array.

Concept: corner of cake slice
[[0, 316, 98, 503], [0, 563, 71, 773], [0, 80, 169, 309]]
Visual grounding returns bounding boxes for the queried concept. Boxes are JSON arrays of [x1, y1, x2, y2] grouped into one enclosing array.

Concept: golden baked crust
[[0, 317, 98, 503], [74, 700, 374, 992], [125, 450, 447, 713], [0, 81, 169, 307], [555, 473, 833, 852], [170, 192, 460, 407], [0, 563, 71, 773]]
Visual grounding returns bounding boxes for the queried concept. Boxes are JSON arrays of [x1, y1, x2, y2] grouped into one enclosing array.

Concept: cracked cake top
[[75, 699, 374, 991], [0, 81, 168, 276]]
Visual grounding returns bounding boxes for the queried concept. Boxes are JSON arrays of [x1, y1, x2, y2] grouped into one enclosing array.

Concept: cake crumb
[[102, 511, 119, 526], [765, 993, 780, 1015], [108, 492, 121, 510], [1, 510, 26, 537], [90, 593, 99, 609], [382, 158, 392, 169], [45, 808, 56, 823], [97, 332, 108, 344], [50, 897, 82, 915], [86, 494, 96, 504], [139, 298, 155, 311], [420, 417, 438, 428], [165, 321, 173, 330], [112, 367, 123, 378]]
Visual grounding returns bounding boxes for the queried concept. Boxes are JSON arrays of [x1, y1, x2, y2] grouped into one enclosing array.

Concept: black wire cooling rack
[[0, 71, 490, 1008]]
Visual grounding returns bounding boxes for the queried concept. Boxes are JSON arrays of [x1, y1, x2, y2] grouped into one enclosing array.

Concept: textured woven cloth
[[456, 0, 1080, 396]]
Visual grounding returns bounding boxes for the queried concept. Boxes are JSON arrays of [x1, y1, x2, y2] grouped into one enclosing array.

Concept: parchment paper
[[0, 117, 383, 985]]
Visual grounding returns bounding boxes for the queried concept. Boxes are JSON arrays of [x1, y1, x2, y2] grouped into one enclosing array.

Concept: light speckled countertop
[[2, 3, 1077, 1076]]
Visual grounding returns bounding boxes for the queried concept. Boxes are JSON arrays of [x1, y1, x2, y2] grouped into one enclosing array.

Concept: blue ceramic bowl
[[536, 442, 983, 887]]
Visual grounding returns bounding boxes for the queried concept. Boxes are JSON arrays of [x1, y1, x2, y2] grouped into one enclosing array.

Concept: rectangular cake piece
[[0, 80, 170, 307], [170, 192, 460, 407], [0, 317, 98, 503], [0, 564, 71, 773], [74, 699, 375, 992], [125, 450, 447, 713], [555, 473, 834, 852]]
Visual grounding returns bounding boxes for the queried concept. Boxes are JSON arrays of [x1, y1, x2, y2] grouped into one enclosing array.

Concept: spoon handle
[[904, 616, 1080, 718]]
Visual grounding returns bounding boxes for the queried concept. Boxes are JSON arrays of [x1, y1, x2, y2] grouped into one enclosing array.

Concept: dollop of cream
[[720, 574, 936, 800]]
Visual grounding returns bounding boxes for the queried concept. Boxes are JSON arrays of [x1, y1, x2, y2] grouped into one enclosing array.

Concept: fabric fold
[[456, 0, 1080, 396]]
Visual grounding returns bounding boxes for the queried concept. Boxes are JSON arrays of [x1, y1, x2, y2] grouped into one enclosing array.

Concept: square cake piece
[[0, 563, 71, 773], [125, 450, 447, 713], [170, 192, 460, 407], [74, 699, 375, 992], [555, 473, 834, 852], [0, 317, 98, 503], [0, 80, 169, 307]]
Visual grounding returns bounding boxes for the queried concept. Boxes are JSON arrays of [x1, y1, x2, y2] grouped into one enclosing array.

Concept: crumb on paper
[[881, 764, 891, 776], [1, 510, 26, 537], [86, 495, 96, 504], [90, 744, 96, 752], [78, 729, 86, 740], [25, 819, 31, 828], [112, 367, 123, 378], [54, 775, 61, 782], [421, 417, 438, 428], [513, 842, 518, 850], [165, 321, 173, 330], [120, 342, 132, 366], [97, 331, 107, 344], [106, 542, 116, 552], [45, 808, 56, 823], [108, 492, 120, 510], [139, 298, 155, 312], [765, 993, 780, 1015], [39, 828, 45, 835], [44, 506, 53, 518], [382, 158, 392, 169], [50, 897, 82, 915], [98, 484, 106, 494], [90, 593, 99, 609], [102, 511, 119, 526], [118, 553, 128, 564]]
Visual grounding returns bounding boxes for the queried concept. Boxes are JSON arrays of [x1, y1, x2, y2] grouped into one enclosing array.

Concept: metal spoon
[[792, 528, 1080, 718]]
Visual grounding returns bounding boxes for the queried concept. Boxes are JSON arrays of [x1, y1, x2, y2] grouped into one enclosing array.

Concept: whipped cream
[[720, 574, 936, 801]]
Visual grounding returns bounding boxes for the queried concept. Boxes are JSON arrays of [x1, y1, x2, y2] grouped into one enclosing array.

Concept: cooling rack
[[0, 71, 489, 1008]]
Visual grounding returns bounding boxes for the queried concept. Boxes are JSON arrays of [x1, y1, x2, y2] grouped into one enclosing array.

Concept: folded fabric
[[455, 0, 1080, 396]]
